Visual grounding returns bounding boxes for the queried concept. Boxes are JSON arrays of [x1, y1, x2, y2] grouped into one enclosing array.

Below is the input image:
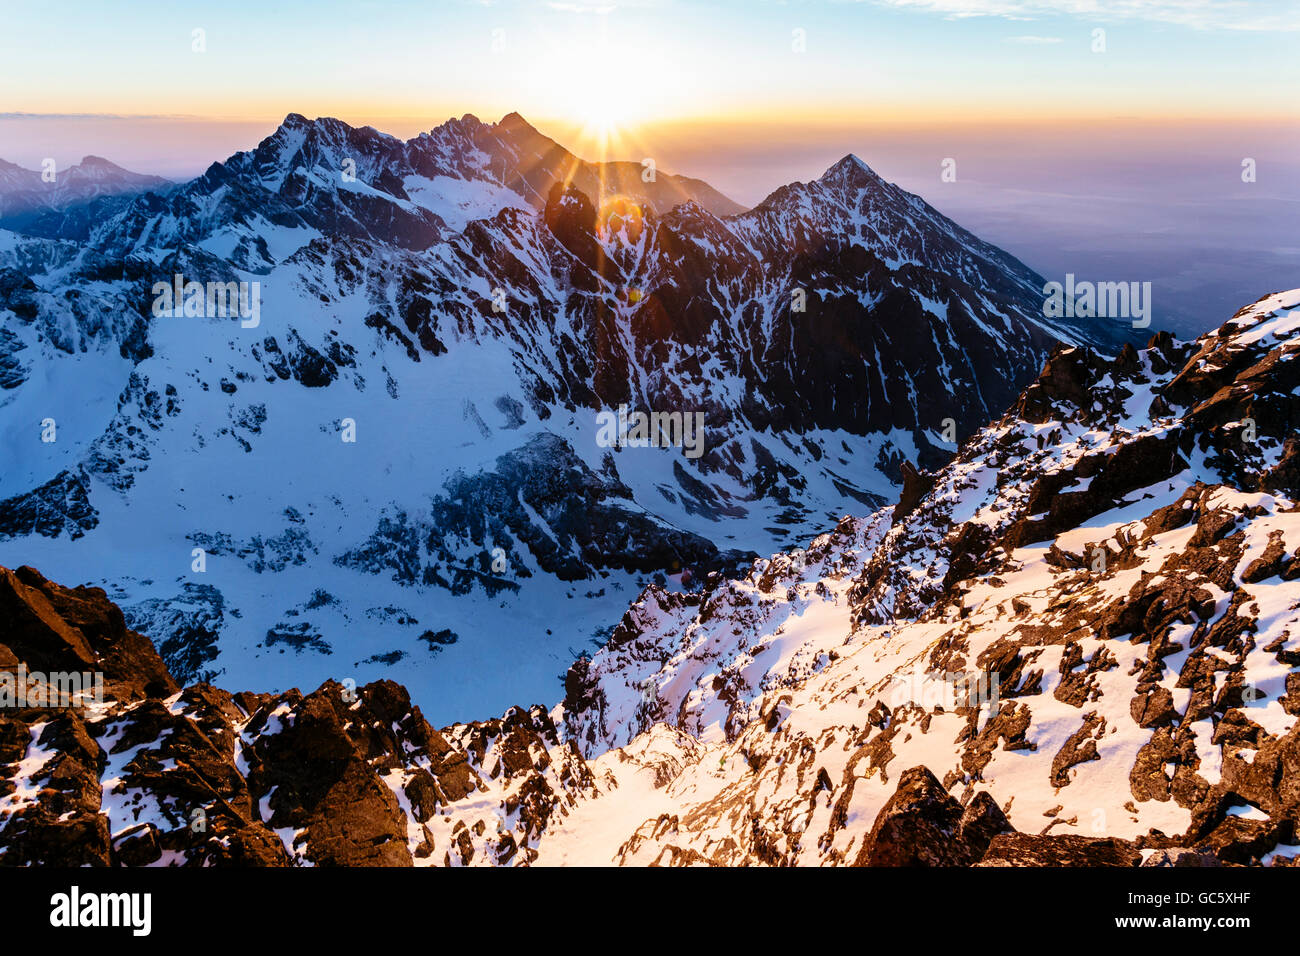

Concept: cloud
[[0, 111, 203, 120], [547, 2, 617, 11], [1004, 34, 1063, 42], [545, 0, 658, 11], [864, 0, 1300, 32]]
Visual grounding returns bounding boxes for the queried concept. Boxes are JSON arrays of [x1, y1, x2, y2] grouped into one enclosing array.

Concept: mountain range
[[0, 155, 168, 236], [1, 286, 1295, 866], [0, 111, 1139, 727]]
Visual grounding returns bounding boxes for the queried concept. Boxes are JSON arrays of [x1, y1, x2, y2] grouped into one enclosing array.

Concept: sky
[[0, 0, 1297, 333], [3, 0, 1297, 126]]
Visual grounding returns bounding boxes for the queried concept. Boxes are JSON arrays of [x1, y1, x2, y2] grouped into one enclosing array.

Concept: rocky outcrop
[[853, 766, 1011, 866], [852, 765, 1140, 867], [978, 833, 1143, 867], [0, 565, 175, 702], [0, 470, 99, 542], [0, 565, 597, 867]]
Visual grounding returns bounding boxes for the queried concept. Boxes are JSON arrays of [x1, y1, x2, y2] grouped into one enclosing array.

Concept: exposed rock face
[[0, 470, 99, 541], [850, 765, 1141, 867], [0, 565, 175, 702], [978, 833, 1143, 867], [335, 432, 752, 591], [853, 766, 1011, 866]]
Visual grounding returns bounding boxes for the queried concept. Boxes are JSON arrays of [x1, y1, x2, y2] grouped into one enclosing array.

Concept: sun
[[576, 88, 624, 150], [536, 39, 661, 161]]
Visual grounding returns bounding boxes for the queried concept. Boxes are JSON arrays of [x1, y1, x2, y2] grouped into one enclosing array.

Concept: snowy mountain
[[0, 112, 1139, 724], [551, 289, 1300, 866], [1, 289, 1294, 867], [0, 156, 169, 235]]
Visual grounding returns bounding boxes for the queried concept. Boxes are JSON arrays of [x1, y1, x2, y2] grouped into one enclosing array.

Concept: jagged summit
[[496, 110, 536, 131], [820, 152, 878, 181]]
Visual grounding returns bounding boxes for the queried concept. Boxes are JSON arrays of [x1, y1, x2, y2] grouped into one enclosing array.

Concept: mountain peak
[[820, 153, 878, 183], [497, 111, 537, 133], [65, 154, 143, 183]]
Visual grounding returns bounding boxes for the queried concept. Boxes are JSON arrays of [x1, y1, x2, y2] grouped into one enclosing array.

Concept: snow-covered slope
[[3, 290, 1294, 867], [543, 289, 1300, 865], [0, 113, 1139, 724]]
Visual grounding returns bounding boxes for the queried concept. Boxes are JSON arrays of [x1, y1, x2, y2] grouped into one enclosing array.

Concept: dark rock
[[853, 765, 1011, 866], [978, 833, 1142, 867]]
